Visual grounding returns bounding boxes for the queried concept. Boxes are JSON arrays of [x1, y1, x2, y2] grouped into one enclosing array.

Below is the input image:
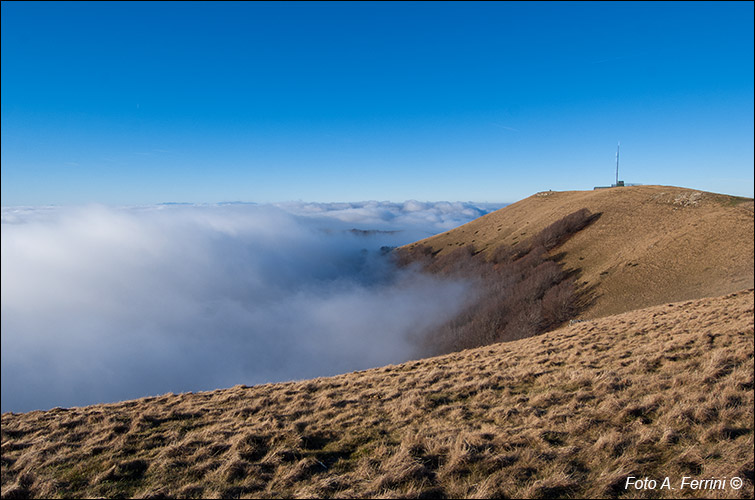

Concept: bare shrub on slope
[[396, 209, 599, 355]]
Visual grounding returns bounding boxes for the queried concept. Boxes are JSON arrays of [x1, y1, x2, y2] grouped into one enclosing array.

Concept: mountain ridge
[[403, 185, 753, 319], [2, 185, 753, 498]]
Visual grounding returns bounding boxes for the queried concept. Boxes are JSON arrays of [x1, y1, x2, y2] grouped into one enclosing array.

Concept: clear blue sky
[[2, 1, 753, 206]]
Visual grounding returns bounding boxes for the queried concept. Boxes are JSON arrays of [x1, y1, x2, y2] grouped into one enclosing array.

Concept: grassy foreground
[[2, 289, 753, 498]]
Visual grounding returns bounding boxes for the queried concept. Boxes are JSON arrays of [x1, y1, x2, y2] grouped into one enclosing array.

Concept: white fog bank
[[1, 201, 503, 413]]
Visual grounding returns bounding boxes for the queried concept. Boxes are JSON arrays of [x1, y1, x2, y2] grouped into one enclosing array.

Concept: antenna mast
[[615, 141, 620, 186]]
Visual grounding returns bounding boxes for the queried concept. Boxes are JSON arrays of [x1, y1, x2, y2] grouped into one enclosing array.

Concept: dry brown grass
[[403, 185, 754, 319], [3, 289, 753, 499]]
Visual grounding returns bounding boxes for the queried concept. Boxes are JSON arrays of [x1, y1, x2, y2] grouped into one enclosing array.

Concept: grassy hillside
[[403, 185, 754, 319], [3, 289, 753, 499]]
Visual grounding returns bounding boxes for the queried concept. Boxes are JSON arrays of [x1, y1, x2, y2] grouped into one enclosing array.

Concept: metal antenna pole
[[615, 141, 620, 186]]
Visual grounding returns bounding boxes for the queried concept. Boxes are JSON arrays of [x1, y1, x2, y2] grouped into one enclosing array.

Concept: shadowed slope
[[403, 185, 754, 319], [395, 207, 602, 354], [3, 289, 753, 499]]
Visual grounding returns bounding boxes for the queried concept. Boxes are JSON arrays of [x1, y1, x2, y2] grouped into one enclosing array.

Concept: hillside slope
[[403, 185, 754, 319], [2, 289, 753, 499]]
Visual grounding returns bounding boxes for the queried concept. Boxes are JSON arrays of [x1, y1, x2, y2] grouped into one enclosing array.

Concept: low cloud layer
[[1, 201, 501, 413]]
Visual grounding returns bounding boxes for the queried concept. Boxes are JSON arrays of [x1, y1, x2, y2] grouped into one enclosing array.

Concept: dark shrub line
[[530, 208, 600, 251], [395, 209, 600, 355]]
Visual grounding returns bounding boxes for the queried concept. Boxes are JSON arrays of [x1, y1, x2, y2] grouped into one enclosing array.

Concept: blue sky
[[2, 1, 753, 206]]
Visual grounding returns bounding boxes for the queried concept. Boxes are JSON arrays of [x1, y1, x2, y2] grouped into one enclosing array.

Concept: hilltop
[[2, 290, 752, 498], [403, 185, 754, 319]]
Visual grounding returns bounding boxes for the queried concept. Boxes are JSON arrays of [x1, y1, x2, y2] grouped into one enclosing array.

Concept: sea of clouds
[[1, 201, 504, 413]]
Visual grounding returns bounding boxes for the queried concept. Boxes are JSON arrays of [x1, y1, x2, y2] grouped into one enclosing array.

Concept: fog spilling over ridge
[[1, 201, 503, 413]]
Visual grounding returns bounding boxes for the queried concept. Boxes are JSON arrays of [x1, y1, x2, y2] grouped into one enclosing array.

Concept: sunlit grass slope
[[403, 185, 754, 319], [2, 289, 752, 499]]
